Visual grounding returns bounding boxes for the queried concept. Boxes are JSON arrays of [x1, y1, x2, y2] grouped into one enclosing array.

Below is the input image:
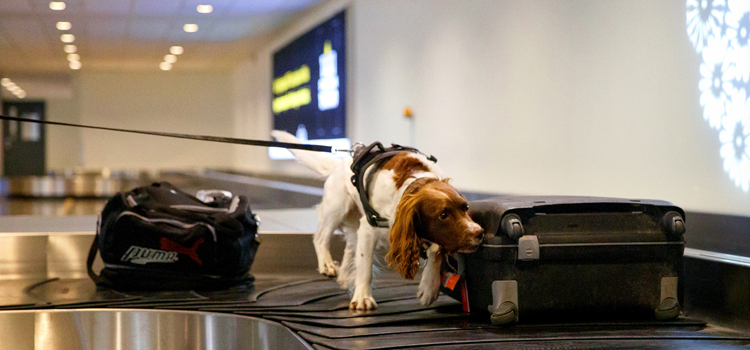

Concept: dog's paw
[[318, 261, 339, 277], [349, 295, 377, 311], [417, 276, 441, 306]]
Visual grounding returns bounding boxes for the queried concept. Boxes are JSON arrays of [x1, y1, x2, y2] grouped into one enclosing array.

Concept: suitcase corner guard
[[488, 280, 519, 326]]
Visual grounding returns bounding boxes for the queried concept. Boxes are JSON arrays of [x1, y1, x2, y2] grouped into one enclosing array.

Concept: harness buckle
[[368, 215, 390, 228]]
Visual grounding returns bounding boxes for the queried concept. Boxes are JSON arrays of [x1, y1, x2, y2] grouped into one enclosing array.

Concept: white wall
[[232, 0, 749, 216], [78, 71, 235, 170], [232, 56, 275, 173], [46, 97, 81, 170]]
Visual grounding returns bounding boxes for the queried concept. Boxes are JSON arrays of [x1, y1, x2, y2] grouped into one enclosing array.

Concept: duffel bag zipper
[[116, 211, 217, 242], [169, 196, 241, 214], [102, 263, 228, 278]]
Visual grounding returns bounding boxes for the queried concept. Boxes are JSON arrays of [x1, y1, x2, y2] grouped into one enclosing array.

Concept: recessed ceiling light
[[49, 2, 66, 10], [67, 53, 80, 61], [60, 34, 75, 43], [8, 86, 20, 93], [0, 78, 10, 87], [183, 24, 198, 33], [16, 91, 27, 99], [69, 61, 82, 70], [196, 5, 213, 13], [170, 46, 184, 55], [160, 62, 173, 71], [164, 54, 177, 63], [64, 45, 77, 54], [56, 21, 71, 30]]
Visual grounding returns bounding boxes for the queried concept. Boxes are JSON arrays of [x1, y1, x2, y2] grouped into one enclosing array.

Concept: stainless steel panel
[[0, 198, 105, 216], [0, 235, 47, 280], [2, 170, 161, 198], [48, 233, 100, 279], [0, 279, 45, 307], [6, 175, 122, 198], [0, 309, 312, 350], [0, 311, 35, 349], [0, 212, 324, 281], [0, 230, 334, 279], [684, 248, 750, 268], [0, 216, 98, 233], [0, 233, 102, 280]]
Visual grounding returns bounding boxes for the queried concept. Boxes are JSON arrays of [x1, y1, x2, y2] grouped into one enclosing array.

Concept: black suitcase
[[442, 196, 685, 325]]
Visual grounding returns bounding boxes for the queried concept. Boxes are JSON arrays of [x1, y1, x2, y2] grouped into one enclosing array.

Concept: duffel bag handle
[[86, 216, 107, 286]]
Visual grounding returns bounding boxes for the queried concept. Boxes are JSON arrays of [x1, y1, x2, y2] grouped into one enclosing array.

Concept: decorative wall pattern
[[688, 0, 750, 191]]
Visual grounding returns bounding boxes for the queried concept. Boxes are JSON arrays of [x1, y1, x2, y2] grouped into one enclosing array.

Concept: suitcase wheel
[[654, 297, 680, 320], [489, 301, 518, 326]]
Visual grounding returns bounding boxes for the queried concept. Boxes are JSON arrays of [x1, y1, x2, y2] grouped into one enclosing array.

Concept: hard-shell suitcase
[[442, 196, 685, 325]]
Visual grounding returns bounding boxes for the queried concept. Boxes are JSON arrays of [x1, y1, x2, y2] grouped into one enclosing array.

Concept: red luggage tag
[[441, 272, 470, 313], [441, 272, 460, 290], [460, 279, 470, 313]]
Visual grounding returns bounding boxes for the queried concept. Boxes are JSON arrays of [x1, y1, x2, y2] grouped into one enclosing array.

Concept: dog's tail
[[271, 130, 340, 176]]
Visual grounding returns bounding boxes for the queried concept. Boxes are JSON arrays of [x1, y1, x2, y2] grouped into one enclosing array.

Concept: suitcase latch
[[518, 235, 539, 261]]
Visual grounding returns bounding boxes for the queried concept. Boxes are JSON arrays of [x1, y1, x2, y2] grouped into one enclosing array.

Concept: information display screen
[[270, 10, 348, 159]]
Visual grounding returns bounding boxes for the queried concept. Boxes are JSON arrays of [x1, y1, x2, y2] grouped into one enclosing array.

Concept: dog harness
[[350, 141, 437, 228]]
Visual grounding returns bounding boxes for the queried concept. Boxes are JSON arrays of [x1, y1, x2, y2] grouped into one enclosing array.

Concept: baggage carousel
[[0, 170, 749, 349]]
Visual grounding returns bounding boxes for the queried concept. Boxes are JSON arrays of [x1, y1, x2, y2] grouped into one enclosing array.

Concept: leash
[[0, 114, 347, 154], [0, 114, 439, 230]]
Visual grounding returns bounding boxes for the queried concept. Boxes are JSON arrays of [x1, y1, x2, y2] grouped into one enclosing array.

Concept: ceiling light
[[49, 2, 66, 10], [64, 45, 77, 54], [160, 62, 173, 71], [183, 24, 198, 33], [164, 54, 177, 63], [0, 78, 10, 87], [170, 46, 184, 55], [8, 86, 20, 93], [15, 90, 26, 99], [56, 21, 71, 30], [67, 53, 80, 61], [196, 5, 213, 13], [69, 61, 82, 70], [60, 34, 75, 43], [6, 82, 17, 89]]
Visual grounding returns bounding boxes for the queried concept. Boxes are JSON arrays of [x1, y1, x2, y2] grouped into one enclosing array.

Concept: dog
[[271, 131, 484, 310]]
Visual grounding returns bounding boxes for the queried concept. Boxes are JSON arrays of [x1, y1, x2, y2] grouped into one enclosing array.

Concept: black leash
[[0, 114, 439, 229], [0, 114, 336, 153]]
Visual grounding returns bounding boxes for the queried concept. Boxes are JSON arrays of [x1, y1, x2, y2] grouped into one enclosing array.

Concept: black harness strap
[[350, 142, 437, 228]]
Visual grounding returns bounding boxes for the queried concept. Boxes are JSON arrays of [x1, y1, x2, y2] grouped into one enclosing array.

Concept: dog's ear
[[386, 190, 423, 280]]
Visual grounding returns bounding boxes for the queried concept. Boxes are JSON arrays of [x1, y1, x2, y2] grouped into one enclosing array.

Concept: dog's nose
[[473, 226, 485, 240]]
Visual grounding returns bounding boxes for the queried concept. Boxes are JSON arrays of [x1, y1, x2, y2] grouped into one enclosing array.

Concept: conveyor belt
[[1, 271, 749, 349], [1, 171, 749, 349]]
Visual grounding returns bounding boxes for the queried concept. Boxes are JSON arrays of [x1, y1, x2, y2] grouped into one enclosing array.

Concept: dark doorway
[[2, 101, 46, 176]]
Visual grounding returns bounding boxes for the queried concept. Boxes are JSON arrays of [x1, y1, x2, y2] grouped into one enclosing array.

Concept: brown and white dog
[[271, 131, 484, 310]]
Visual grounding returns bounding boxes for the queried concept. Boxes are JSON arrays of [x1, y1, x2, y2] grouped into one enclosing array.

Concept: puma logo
[[160, 237, 204, 266], [121, 246, 178, 265]]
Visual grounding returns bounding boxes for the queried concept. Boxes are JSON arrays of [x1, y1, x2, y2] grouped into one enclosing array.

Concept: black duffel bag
[[87, 182, 260, 290]]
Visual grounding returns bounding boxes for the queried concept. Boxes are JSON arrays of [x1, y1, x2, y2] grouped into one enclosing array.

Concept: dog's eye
[[461, 204, 469, 212], [439, 211, 448, 220]]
